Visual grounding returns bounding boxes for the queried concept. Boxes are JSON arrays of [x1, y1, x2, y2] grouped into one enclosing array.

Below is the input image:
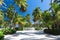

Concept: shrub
[[35, 27, 41, 30], [10, 28, 16, 34], [2, 27, 16, 35], [15, 27, 19, 31], [19, 27, 23, 30], [44, 29, 60, 35], [3, 27, 11, 35], [15, 27, 23, 31], [0, 31, 4, 40]]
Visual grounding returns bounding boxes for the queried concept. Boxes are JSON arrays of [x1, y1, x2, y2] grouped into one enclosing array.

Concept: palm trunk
[[51, 0, 56, 29], [51, 0, 52, 5], [10, 12, 16, 28]]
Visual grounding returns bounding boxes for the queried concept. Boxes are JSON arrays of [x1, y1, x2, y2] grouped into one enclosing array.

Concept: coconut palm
[[50, 1, 60, 29], [26, 14, 31, 27], [26, 14, 30, 22], [56, 10, 60, 28], [6, 5, 16, 28], [14, 14, 27, 30], [41, 0, 60, 29], [14, 0, 27, 12], [32, 7, 42, 27], [3, 0, 28, 29], [42, 10, 53, 29]]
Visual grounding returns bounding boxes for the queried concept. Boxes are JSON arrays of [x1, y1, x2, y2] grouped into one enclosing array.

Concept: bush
[[35, 27, 41, 30], [15, 28, 19, 31], [10, 28, 16, 34], [44, 29, 60, 35], [2, 27, 16, 35], [0, 31, 4, 40], [15, 27, 23, 31], [19, 27, 23, 30], [2, 27, 11, 34]]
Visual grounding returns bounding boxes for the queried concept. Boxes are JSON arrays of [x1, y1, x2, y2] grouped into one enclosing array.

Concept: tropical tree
[[26, 14, 31, 27], [32, 7, 42, 27], [42, 10, 53, 29], [6, 5, 16, 28], [14, 0, 27, 12], [41, 0, 60, 29], [56, 10, 60, 28], [14, 14, 27, 30], [50, 0, 60, 29], [26, 14, 30, 22]]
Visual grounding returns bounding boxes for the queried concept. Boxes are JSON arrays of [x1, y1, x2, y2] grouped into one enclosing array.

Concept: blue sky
[[0, 0, 51, 23]]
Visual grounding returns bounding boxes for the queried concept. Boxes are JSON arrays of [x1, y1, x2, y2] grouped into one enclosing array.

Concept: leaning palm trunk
[[10, 12, 16, 28]]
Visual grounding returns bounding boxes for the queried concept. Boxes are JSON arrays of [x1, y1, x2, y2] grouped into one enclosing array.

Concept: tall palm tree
[[50, 0, 60, 29], [32, 7, 42, 27], [41, 0, 60, 29], [6, 5, 16, 28], [56, 10, 60, 28], [42, 10, 52, 29]]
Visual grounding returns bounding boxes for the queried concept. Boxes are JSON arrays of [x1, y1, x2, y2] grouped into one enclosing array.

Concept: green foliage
[[26, 14, 30, 22], [10, 28, 16, 34], [15, 27, 23, 31], [0, 10, 4, 27], [42, 11, 51, 23], [44, 29, 60, 35], [35, 27, 41, 30], [32, 7, 42, 22], [14, 0, 27, 12], [0, 31, 4, 36], [0, 31, 4, 40], [51, 3, 58, 10], [1, 0, 28, 29], [2, 27, 16, 35], [25, 23, 29, 27], [6, 5, 14, 20]]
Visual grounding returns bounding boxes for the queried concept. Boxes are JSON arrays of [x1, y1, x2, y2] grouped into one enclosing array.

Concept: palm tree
[[50, 0, 60, 29], [26, 14, 31, 27], [0, 0, 28, 29], [14, 14, 27, 30], [14, 0, 27, 12], [32, 7, 42, 27], [6, 5, 16, 28], [56, 10, 60, 28], [42, 10, 52, 29], [26, 14, 30, 22], [3, 0, 28, 29], [41, 0, 60, 29]]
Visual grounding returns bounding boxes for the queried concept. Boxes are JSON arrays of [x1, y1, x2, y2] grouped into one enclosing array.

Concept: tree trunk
[[10, 11, 16, 28]]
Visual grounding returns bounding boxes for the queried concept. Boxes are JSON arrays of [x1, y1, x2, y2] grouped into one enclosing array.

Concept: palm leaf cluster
[[14, 0, 27, 12], [32, 0, 60, 29]]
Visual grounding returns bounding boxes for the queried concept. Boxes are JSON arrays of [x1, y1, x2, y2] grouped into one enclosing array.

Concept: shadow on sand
[[4, 30, 60, 40]]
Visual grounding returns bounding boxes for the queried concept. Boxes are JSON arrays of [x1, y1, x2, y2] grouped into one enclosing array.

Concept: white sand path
[[4, 30, 60, 40]]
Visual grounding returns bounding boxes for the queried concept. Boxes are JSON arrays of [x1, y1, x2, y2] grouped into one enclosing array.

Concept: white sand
[[4, 30, 60, 40]]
